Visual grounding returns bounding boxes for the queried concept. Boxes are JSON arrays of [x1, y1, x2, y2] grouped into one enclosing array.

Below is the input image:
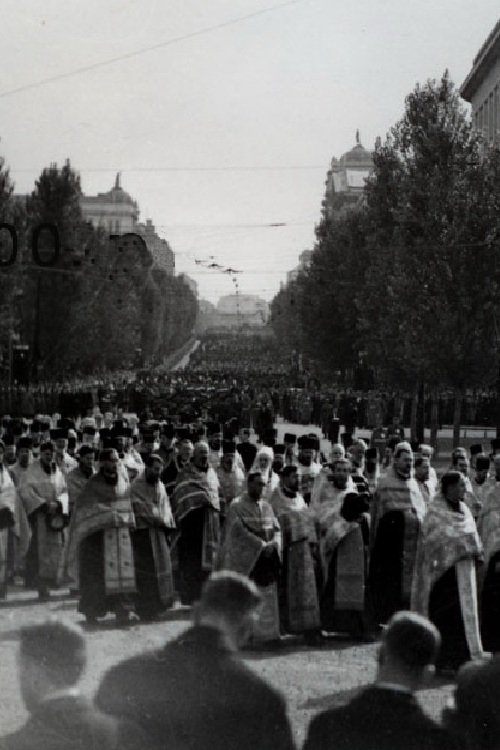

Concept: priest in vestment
[[130, 455, 176, 620], [66, 446, 95, 516], [412, 471, 485, 672], [22, 441, 68, 600], [270, 465, 320, 636], [0, 442, 30, 598], [9, 436, 33, 489], [171, 442, 221, 604], [369, 442, 426, 625], [63, 448, 136, 623], [218, 471, 282, 643], [216, 441, 245, 522], [311, 458, 370, 637], [477, 470, 500, 651]]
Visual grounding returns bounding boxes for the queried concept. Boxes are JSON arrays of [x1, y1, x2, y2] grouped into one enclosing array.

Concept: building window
[[484, 97, 489, 139]]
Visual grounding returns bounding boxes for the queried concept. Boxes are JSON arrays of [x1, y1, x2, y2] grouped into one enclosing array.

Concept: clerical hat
[[470, 444, 483, 456], [476, 455, 490, 470]]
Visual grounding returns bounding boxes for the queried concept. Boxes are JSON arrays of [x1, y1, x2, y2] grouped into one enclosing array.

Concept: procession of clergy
[[2, 412, 500, 673]]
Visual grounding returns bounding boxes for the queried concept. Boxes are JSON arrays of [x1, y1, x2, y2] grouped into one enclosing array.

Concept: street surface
[[0, 589, 454, 747], [0, 418, 458, 746]]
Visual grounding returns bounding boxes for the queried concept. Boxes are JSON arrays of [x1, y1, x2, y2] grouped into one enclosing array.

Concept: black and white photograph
[[1, 2, 500, 748]]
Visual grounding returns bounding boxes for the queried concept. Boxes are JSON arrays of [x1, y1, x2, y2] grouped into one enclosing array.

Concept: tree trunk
[[430, 390, 439, 453], [410, 384, 418, 444], [416, 380, 425, 445], [453, 389, 463, 448]]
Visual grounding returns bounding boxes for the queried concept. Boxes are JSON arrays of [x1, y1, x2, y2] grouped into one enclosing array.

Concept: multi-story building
[[286, 250, 313, 285], [80, 173, 139, 235], [461, 19, 500, 144], [322, 132, 374, 221], [198, 294, 269, 331], [80, 174, 175, 275], [135, 219, 175, 276]]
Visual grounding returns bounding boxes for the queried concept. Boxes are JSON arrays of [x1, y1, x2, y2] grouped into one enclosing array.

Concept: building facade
[[198, 294, 269, 332], [80, 175, 175, 275], [286, 249, 313, 285], [321, 132, 374, 221], [80, 174, 139, 235], [135, 219, 175, 276], [461, 19, 500, 144]]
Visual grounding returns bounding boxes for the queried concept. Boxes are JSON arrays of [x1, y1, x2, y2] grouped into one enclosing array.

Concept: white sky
[[1, 0, 498, 303]]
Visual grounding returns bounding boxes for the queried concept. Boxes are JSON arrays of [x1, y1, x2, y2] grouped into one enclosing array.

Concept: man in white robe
[[21, 441, 68, 599], [216, 441, 245, 520], [66, 446, 96, 516], [9, 437, 33, 489], [270, 466, 320, 637], [130, 455, 176, 619], [51, 429, 78, 475], [218, 471, 281, 644], [296, 436, 322, 505], [0, 441, 30, 598]]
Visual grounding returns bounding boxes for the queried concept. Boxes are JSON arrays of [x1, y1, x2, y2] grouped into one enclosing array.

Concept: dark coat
[[96, 624, 295, 750], [303, 685, 455, 750], [0, 693, 142, 750]]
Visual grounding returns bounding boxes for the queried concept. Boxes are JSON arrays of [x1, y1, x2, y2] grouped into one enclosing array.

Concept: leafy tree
[[360, 72, 500, 444], [272, 72, 500, 445]]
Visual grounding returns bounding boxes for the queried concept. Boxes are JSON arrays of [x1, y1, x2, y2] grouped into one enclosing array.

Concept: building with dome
[[321, 132, 374, 220], [198, 294, 269, 332], [80, 173, 139, 235], [80, 174, 175, 275]]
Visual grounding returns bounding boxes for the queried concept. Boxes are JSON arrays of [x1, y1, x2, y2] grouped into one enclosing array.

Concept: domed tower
[[321, 132, 374, 220], [80, 174, 139, 234]]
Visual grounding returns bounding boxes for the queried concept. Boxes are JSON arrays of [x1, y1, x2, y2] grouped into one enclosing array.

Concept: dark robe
[[171, 463, 220, 605], [62, 472, 136, 620], [130, 476, 176, 620], [429, 566, 470, 670], [478, 491, 500, 652], [321, 522, 370, 636], [369, 468, 426, 624], [480, 550, 500, 652]]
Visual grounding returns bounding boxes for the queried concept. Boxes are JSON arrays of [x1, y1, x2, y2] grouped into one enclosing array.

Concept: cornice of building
[[461, 19, 500, 101]]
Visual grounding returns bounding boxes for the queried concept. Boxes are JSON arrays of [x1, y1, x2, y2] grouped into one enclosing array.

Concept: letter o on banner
[[0, 223, 17, 267], [32, 223, 60, 266]]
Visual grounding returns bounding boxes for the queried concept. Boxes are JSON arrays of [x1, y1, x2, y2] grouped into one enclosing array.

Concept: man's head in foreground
[[18, 619, 86, 713], [377, 611, 441, 692], [193, 571, 262, 650]]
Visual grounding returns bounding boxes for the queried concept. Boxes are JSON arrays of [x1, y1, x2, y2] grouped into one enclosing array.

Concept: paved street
[[0, 588, 455, 747]]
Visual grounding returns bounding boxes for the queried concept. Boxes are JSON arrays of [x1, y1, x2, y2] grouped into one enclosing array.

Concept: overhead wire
[[0, 0, 306, 99]]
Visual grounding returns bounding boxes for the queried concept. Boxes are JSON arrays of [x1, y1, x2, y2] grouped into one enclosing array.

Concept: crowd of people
[[1, 333, 500, 747], [3, 333, 500, 430]]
